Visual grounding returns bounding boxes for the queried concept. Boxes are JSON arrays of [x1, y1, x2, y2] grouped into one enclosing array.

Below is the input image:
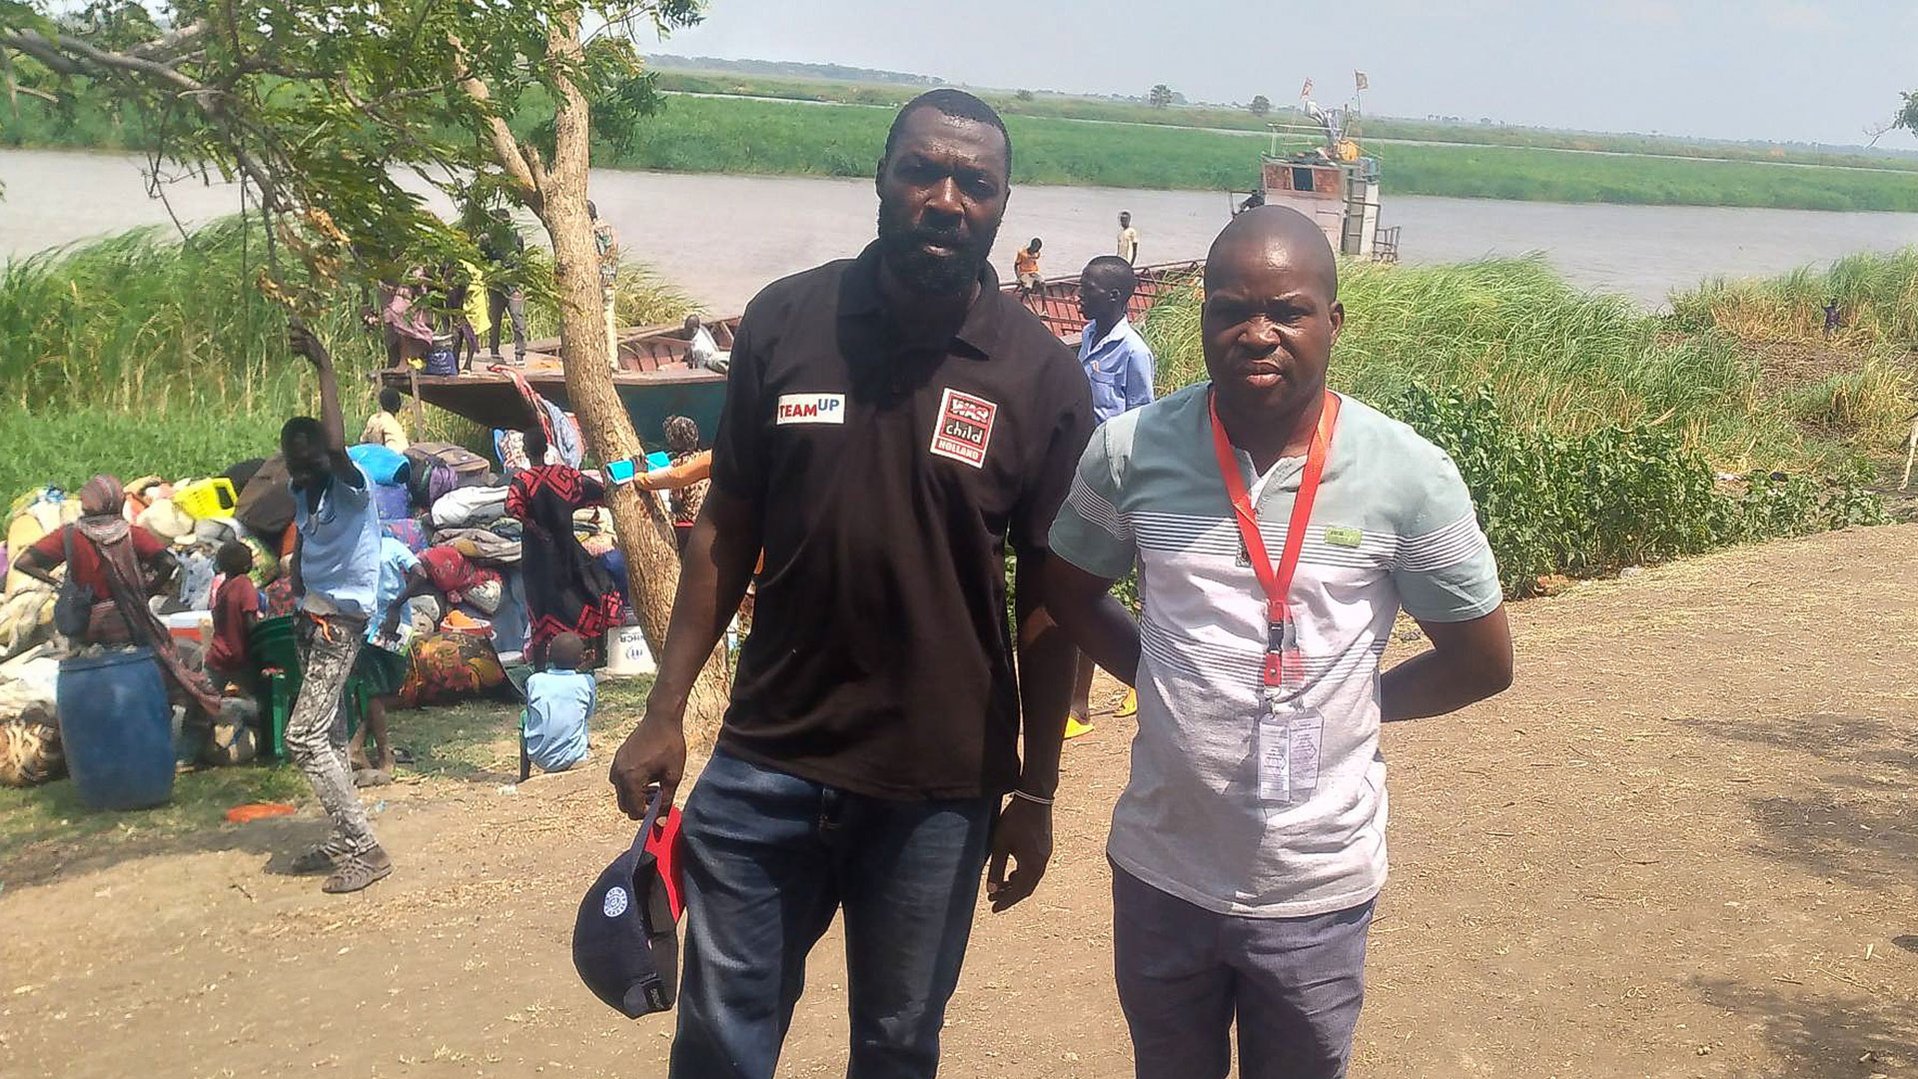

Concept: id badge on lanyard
[[1210, 389, 1340, 806]]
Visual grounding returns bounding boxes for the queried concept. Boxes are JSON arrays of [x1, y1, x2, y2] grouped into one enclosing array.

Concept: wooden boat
[[385, 317, 739, 439], [1015, 260, 1204, 344], [388, 263, 1200, 441]]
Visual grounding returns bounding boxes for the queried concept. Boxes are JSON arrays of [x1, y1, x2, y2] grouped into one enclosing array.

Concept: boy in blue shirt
[[523, 631, 597, 773]]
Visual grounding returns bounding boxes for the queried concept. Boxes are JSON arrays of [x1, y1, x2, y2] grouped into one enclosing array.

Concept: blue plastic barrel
[[56, 647, 175, 810]]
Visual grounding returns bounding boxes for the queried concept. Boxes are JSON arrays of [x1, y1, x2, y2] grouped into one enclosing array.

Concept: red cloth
[[30, 523, 165, 594], [206, 575, 260, 672], [646, 804, 686, 919]]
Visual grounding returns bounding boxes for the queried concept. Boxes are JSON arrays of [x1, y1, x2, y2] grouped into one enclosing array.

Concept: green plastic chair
[[249, 615, 368, 762]]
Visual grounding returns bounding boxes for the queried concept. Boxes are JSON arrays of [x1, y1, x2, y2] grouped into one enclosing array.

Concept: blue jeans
[[669, 749, 997, 1079]]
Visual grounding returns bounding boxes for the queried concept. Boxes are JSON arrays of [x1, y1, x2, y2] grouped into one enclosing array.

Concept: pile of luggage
[[0, 436, 620, 787]]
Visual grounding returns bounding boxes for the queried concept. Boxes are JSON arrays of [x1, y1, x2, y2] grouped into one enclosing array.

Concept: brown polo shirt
[[710, 242, 1094, 799]]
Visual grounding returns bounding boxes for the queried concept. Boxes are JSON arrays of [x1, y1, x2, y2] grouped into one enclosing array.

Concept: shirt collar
[[1084, 315, 1135, 353], [841, 241, 1008, 360]]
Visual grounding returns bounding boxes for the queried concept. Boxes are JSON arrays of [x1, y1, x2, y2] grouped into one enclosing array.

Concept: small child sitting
[[205, 541, 260, 693], [522, 631, 597, 774]]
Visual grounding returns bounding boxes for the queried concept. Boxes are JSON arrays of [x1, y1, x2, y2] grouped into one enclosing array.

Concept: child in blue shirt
[[523, 631, 597, 773]]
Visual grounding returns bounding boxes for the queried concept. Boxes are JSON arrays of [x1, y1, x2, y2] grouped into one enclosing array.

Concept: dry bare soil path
[[3, 526, 1915, 1078]]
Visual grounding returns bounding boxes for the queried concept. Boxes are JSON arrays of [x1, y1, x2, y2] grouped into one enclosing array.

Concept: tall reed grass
[[1141, 256, 1825, 472], [0, 220, 689, 497], [1671, 248, 1918, 347], [1137, 257, 1893, 592]]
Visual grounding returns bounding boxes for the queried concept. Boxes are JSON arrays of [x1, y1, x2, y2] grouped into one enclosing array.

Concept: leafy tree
[[0, 0, 734, 734], [1894, 91, 1918, 136], [1014, 88, 1033, 102], [1249, 94, 1271, 117], [1148, 83, 1174, 109]]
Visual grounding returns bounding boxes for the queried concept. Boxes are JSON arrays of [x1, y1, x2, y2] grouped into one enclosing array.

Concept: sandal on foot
[[289, 840, 350, 875], [322, 847, 393, 894]]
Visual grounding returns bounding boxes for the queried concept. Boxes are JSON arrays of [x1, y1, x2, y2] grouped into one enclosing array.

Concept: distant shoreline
[[10, 83, 1918, 215]]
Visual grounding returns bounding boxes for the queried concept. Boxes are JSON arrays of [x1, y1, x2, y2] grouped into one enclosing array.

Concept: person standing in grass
[[1045, 207, 1514, 1079], [507, 424, 623, 666], [609, 88, 1091, 1079], [281, 322, 392, 894], [1823, 298, 1841, 338], [205, 541, 261, 694], [1066, 255, 1156, 739], [1117, 210, 1141, 264], [349, 535, 433, 787]]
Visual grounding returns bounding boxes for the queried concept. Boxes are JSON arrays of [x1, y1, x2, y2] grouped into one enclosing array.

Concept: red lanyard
[[1208, 389, 1341, 687]]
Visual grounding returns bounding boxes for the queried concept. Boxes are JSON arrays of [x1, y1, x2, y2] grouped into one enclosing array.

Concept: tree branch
[[448, 38, 545, 206]]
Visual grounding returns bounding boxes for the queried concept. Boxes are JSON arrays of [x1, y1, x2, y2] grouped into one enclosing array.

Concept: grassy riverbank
[[0, 221, 690, 496], [653, 69, 1918, 175], [12, 87, 1918, 212], [587, 97, 1918, 211], [5, 222, 1908, 595], [1137, 256, 1904, 591]]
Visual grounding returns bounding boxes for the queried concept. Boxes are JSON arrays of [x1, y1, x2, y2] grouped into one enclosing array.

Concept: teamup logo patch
[[775, 393, 847, 425], [930, 388, 997, 468]]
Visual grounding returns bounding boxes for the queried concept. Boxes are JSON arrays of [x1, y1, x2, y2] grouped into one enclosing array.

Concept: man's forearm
[[643, 500, 757, 721], [1013, 559, 1074, 799], [1060, 596, 1141, 691], [1380, 616, 1514, 723], [314, 358, 348, 452]]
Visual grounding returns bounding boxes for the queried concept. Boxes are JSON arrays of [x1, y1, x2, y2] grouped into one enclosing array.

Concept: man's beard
[[876, 203, 1000, 297]]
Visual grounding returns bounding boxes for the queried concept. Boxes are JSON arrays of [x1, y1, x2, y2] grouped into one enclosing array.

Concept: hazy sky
[[649, 0, 1918, 148]]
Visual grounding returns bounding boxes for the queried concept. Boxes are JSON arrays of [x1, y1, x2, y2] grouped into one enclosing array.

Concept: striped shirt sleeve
[[1047, 423, 1136, 580], [1391, 450, 1503, 622]]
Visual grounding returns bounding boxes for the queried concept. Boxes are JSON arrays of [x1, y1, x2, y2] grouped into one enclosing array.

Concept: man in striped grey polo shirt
[[1046, 207, 1514, 1079]]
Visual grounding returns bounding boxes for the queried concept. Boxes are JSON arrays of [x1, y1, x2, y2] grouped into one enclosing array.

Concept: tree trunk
[[529, 41, 731, 748]]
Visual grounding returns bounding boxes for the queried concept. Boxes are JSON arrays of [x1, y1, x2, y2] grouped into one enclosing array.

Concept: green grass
[[1672, 248, 1918, 346], [651, 70, 1918, 174], [0, 677, 651, 868], [1141, 256, 1905, 474], [0, 220, 691, 497], [1134, 257, 1899, 592], [578, 96, 1918, 212], [0, 759, 310, 859], [15, 84, 1918, 212]]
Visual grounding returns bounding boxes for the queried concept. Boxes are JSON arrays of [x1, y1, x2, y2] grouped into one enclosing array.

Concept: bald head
[[1199, 206, 1345, 430], [1205, 206, 1338, 304]]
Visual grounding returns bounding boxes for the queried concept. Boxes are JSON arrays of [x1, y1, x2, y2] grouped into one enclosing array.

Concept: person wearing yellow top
[[1013, 237, 1043, 294], [360, 388, 410, 451], [1117, 210, 1140, 264]]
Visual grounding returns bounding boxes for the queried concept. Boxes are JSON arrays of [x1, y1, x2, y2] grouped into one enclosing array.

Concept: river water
[[5, 147, 1918, 311]]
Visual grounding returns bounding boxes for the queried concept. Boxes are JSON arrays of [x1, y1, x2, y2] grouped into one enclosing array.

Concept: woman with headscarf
[[506, 426, 623, 666], [636, 415, 712, 552], [15, 475, 225, 721]]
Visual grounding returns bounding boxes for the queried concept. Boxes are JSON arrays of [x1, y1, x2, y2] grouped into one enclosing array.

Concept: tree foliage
[[1147, 83, 1173, 109], [0, 0, 702, 308], [1248, 94, 1271, 117], [1894, 90, 1918, 136]]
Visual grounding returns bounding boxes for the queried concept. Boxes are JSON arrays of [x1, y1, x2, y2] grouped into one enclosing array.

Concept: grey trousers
[[486, 287, 527, 359], [287, 612, 378, 855], [1112, 864, 1373, 1079]]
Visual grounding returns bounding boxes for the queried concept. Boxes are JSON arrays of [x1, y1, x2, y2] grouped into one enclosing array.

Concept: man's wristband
[[1009, 789, 1054, 807]]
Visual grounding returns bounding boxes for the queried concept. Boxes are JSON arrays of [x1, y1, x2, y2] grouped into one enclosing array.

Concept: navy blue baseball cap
[[573, 789, 681, 1018]]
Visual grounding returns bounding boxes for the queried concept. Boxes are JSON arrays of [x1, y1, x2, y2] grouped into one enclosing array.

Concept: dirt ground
[[2, 525, 1916, 1078]]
